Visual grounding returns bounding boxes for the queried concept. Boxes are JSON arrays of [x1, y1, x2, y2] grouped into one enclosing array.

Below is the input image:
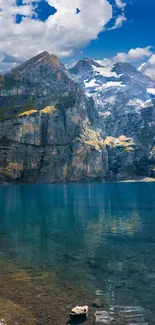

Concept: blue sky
[[0, 0, 155, 78]]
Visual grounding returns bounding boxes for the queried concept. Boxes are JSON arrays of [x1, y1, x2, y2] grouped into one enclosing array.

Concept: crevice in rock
[[35, 113, 50, 178]]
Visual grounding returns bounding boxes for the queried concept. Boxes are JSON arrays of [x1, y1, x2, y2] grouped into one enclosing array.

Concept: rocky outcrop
[[0, 52, 155, 183]]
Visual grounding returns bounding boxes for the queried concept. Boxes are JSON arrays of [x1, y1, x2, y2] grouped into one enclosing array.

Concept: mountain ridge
[[0, 52, 155, 183]]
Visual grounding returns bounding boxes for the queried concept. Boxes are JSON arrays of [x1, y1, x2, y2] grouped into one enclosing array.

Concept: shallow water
[[0, 182, 155, 324]]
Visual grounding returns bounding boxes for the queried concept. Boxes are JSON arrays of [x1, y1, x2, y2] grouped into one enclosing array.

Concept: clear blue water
[[0, 182, 155, 323]]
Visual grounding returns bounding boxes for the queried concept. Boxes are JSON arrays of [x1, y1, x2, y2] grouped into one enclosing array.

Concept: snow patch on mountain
[[102, 81, 125, 88], [70, 58, 155, 115], [93, 65, 120, 78], [127, 99, 153, 111], [84, 79, 97, 88], [99, 111, 112, 117], [84, 79, 124, 90], [147, 88, 155, 95]]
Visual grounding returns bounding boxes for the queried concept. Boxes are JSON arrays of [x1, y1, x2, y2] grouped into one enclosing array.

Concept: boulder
[[70, 306, 88, 320], [0, 320, 7, 325]]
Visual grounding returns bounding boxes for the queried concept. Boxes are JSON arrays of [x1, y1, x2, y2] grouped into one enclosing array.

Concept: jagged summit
[[70, 57, 103, 75], [12, 51, 62, 73], [70, 56, 155, 106], [0, 51, 76, 110], [80, 57, 103, 67], [112, 61, 142, 75], [71, 58, 143, 78]]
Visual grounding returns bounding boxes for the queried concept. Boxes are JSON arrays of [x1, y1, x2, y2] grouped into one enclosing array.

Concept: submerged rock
[[0, 320, 7, 325], [92, 297, 105, 308], [70, 306, 88, 320]]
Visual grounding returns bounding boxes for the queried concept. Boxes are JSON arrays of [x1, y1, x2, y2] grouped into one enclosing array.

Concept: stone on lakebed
[[92, 297, 105, 308], [0, 320, 7, 325], [70, 306, 88, 320]]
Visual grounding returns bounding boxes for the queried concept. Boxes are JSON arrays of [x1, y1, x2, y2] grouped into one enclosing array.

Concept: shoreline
[[0, 177, 155, 186], [118, 177, 155, 182]]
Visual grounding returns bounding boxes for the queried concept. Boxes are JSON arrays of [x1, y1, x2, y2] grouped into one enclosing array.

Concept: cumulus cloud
[[114, 46, 152, 62], [0, 0, 131, 73], [138, 54, 155, 80], [0, 0, 118, 73], [98, 46, 153, 67]]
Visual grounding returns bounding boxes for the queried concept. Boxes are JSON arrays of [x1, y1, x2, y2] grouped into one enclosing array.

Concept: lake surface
[[0, 182, 155, 325]]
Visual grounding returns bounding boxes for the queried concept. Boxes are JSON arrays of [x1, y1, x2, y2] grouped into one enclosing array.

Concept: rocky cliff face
[[0, 51, 76, 113], [0, 52, 155, 183]]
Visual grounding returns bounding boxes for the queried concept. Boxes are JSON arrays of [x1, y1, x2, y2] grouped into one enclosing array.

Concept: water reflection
[[0, 182, 155, 320]]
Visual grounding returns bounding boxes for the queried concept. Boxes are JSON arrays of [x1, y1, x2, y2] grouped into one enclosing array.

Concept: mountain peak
[[70, 58, 102, 75], [34, 51, 50, 58], [112, 61, 138, 74], [12, 51, 62, 73]]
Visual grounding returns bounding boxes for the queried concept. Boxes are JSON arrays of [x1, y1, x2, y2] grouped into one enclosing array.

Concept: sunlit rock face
[[0, 52, 155, 183]]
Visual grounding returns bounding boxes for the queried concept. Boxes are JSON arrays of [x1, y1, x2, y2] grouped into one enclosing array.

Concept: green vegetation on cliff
[[0, 100, 37, 120]]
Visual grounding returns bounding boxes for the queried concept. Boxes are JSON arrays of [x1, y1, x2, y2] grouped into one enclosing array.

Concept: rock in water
[[70, 306, 88, 320], [92, 297, 105, 308], [0, 320, 7, 325]]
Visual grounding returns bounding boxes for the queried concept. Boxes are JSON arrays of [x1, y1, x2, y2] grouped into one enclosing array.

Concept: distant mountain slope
[[70, 58, 155, 106]]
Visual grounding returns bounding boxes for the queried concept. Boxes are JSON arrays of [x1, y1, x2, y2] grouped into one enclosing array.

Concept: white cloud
[[138, 54, 155, 80], [99, 46, 153, 67], [143, 68, 155, 80], [107, 0, 127, 31], [108, 14, 127, 30], [115, 0, 126, 9], [115, 46, 152, 62], [0, 0, 120, 73], [148, 54, 155, 65]]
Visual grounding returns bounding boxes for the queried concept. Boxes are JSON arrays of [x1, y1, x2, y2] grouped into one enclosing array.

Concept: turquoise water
[[0, 182, 155, 323]]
